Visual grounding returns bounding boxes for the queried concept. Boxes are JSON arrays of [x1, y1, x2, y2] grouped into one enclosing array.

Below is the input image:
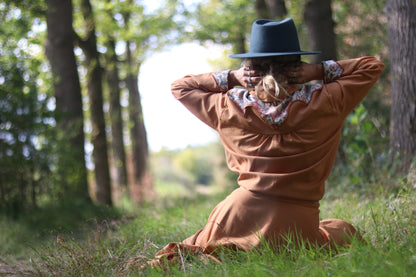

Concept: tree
[[105, 38, 128, 190], [76, 0, 112, 206], [303, 0, 337, 64], [255, 0, 287, 19], [45, 0, 90, 200], [101, 1, 129, 196], [0, 1, 55, 215], [385, 0, 416, 170], [192, 0, 256, 69], [116, 0, 182, 202], [125, 40, 150, 202]]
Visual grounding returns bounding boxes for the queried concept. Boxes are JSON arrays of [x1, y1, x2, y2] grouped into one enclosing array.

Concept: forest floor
[[0, 258, 35, 276], [1, 181, 416, 276]]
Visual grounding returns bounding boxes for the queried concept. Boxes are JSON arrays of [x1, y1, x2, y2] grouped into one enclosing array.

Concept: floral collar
[[228, 84, 322, 125]]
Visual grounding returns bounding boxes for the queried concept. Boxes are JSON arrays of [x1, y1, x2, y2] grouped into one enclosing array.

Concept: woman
[[148, 18, 384, 267]]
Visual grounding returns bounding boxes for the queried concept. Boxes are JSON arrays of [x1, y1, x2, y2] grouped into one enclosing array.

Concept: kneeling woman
[[148, 18, 384, 266]]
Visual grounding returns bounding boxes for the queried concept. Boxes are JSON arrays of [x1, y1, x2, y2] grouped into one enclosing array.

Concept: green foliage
[[332, 0, 388, 59], [150, 148, 195, 194], [327, 103, 395, 195], [174, 145, 216, 186], [0, 2, 56, 215], [150, 142, 237, 197], [1, 0, 191, 216], [193, 0, 255, 45], [86, 0, 185, 67], [331, 0, 391, 157], [0, 198, 119, 259], [190, 0, 256, 69]]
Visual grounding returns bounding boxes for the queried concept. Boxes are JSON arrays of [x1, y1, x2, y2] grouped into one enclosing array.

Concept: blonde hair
[[244, 56, 299, 102], [256, 75, 280, 102]]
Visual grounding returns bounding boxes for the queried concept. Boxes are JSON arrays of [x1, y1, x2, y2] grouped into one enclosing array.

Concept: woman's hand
[[229, 67, 262, 88], [229, 62, 324, 88], [285, 62, 323, 84]]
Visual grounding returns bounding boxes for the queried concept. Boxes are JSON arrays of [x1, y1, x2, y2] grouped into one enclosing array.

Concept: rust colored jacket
[[171, 57, 384, 202]]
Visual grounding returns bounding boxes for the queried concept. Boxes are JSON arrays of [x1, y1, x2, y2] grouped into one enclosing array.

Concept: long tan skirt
[[148, 187, 360, 267]]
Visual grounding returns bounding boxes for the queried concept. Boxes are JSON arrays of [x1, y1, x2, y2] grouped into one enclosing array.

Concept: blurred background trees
[[46, 0, 90, 203], [1, 0, 415, 216], [1, 0, 183, 214], [385, 0, 416, 170]]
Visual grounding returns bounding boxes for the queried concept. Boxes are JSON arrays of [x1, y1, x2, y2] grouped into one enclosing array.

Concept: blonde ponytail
[[243, 56, 297, 103], [255, 74, 290, 103]]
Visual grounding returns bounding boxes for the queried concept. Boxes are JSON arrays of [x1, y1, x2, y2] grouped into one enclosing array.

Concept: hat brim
[[229, 51, 321, 59]]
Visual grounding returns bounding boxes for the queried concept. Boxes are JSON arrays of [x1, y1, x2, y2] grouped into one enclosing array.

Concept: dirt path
[[0, 258, 36, 276]]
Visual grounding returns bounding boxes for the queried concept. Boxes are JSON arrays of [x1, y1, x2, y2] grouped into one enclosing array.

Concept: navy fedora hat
[[229, 18, 320, 58]]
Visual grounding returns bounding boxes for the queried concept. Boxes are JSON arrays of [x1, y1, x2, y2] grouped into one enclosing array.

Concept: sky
[[138, 43, 222, 151], [138, 0, 227, 152]]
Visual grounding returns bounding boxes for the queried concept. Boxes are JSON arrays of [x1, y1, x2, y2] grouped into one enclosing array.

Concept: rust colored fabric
[[149, 57, 384, 266]]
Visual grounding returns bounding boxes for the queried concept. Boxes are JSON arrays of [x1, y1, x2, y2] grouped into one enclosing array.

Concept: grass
[[1, 180, 416, 276]]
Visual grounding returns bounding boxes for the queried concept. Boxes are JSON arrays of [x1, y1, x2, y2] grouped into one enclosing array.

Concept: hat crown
[[229, 18, 320, 58], [249, 18, 301, 54]]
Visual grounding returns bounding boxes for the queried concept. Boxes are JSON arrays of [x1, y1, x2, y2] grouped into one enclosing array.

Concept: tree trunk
[[255, 0, 268, 19], [255, 0, 287, 19], [78, 0, 112, 206], [105, 38, 129, 192], [386, 0, 416, 170], [125, 42, 152, 202], [235, 32, 247, 56], [45, 0, 89, 200], [126, 70, 148, 181], [303, 0, 337, 64]]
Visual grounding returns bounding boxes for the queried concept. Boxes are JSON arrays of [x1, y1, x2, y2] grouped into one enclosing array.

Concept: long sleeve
[[171, 71, 230, 130], [321, 57, 385, 116]]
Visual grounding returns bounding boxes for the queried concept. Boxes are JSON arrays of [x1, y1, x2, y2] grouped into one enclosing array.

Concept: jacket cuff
[[322, 60, 342, 83], [212, 70, 231, 91]]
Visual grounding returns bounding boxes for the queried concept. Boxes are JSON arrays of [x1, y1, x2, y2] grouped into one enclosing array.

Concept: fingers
[[285, 62, 308, 84], [287, 71, 298, 84], [241, 62, 309, 87], [286, 67, 303, 84], [247, 76, 261, 87], [244, 67, 261, 88]]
